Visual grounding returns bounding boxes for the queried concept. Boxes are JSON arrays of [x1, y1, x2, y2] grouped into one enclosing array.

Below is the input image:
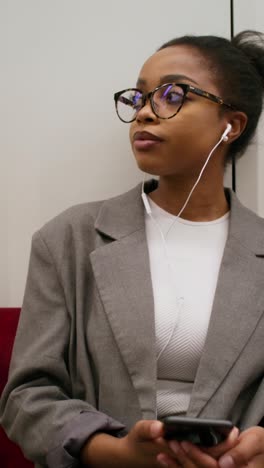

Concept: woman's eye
[[166, 92, 182, 104]]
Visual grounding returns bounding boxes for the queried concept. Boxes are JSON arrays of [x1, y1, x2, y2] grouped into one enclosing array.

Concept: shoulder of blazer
[[226, 188, 264, 256], [35, 182, 145, 247]]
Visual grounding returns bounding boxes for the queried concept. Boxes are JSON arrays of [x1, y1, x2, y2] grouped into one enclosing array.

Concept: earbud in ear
[[222, 123, 232, 142]]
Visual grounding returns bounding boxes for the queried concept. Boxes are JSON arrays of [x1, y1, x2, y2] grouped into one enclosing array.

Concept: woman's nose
[[136, 99, 159, 123]]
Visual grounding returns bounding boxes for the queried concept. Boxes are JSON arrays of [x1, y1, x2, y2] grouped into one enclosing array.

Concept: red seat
[[0, 308, 33, 468]]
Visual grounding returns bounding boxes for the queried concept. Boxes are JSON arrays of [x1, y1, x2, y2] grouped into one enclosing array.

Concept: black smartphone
[[161, 416, 234, 447]]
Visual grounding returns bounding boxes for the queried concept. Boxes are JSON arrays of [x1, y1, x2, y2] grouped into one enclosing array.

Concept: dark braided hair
[[158, 31, 264, 162]]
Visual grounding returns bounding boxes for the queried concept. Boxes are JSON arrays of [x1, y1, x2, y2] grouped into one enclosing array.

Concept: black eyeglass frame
[[114, 83, 236, 123]]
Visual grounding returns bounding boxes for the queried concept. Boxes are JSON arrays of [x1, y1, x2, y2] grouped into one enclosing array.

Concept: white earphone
[[141, 191, 151, 214], [222, 123, 232, 141]]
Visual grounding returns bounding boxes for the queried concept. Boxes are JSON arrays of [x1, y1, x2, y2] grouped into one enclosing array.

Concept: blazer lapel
[[90, 183, 157, 419], [188, 192, 264, 416]]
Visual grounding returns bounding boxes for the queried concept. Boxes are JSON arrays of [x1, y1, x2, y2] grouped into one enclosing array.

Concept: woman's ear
[[225, 111, 248, 143]]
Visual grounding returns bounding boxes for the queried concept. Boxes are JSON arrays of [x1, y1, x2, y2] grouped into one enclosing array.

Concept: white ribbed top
[[145, 197, 229, 418]]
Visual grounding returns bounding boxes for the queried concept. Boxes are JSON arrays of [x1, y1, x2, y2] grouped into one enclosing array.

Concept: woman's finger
[[132, 419, 164, 442], [202, 427, 240, 459], [169, 439, 218, 467], [157, 442, 196, 468]]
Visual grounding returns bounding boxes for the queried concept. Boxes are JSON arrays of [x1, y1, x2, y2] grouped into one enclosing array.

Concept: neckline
[[147, 196, 230, 226]]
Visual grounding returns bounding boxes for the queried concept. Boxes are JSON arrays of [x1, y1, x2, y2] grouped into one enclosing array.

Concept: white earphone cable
[[142, 129, 229, 363], [166, 132, 227, 236]]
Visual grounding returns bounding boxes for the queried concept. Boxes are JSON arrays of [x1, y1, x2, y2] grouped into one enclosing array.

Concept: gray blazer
[[1, 180, 264, 468]]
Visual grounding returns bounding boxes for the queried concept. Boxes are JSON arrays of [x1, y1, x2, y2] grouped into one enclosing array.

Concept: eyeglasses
[[114, 83, 235, 123]]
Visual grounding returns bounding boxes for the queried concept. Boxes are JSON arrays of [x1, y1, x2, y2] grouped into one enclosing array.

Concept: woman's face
[[129, 45, 229, 178]]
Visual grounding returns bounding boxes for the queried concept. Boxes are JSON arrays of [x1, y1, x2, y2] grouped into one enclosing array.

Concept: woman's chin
[[134, 155, 162, 175], [136, 163, 161, 176]]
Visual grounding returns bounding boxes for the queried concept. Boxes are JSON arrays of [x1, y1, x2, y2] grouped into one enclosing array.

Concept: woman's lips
[[133, 131, 163, 150], [134, 139, 162, 150]]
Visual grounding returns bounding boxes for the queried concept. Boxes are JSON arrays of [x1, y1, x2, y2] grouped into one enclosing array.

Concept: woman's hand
[[161, 426, 264, 468], [157, 426, 239, 467], [82, 419, 183, 467], [82, 422, 264, 467], [119, 419, 185, 467], [120, 421, 241, 468], [217, 426, 264, 467]]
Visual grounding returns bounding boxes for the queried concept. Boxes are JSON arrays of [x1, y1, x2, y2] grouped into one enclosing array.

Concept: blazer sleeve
[[0, 231, 125, 468]]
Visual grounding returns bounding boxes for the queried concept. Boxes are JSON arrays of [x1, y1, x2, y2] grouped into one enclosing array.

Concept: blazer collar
[[94, 180, 156, 240], [95, 179, 264, 256]]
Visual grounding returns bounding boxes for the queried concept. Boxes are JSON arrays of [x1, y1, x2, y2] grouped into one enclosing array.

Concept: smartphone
[[161, 416, 234, 447]]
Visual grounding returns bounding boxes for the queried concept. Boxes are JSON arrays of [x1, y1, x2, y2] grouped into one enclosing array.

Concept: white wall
[[3, 0, 232, 306], [234, 0, 264, 216], [1, 1, 9, 304], [3, 1, 264, 307]]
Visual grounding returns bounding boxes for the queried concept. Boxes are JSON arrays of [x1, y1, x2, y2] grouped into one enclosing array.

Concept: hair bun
[[232, 30, 264, 87]]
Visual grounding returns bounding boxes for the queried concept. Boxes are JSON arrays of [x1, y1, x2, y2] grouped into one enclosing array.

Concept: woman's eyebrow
[[160, 74, 198, 85], [136, 74, 198, 88]]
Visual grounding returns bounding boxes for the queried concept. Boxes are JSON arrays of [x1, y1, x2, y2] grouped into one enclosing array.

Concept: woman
[[1, 31, 264, 468]]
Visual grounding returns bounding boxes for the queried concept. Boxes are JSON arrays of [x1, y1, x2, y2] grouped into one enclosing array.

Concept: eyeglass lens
[[116, 84, 185, 122]]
